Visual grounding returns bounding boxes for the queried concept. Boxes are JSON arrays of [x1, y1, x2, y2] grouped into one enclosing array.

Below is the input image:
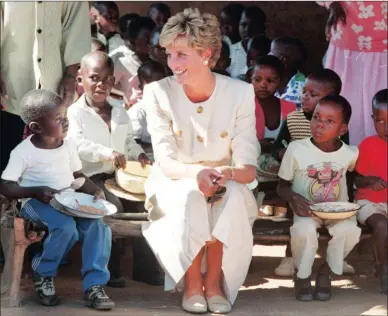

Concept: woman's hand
[[196, 168, 223, 197], [214, 166, 232, 186], [326, 2, 346, 41]]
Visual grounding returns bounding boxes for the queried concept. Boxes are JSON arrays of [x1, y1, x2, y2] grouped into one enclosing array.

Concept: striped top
[[286, 110, 312, 141]]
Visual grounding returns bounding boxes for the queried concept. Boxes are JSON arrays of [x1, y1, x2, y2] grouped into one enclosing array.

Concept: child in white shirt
[[277, 95, 361, 302], [0, 89, 114, 310], [128, 60, 168, 147], [67, 51, 149, 288]]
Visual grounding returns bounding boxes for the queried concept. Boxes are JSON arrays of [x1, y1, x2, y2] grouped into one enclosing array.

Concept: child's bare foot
[[314, 262, 332, 301]]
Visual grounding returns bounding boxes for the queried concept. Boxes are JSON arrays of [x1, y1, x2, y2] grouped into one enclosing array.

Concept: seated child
[[228, 6, 267, 78], [277, 95, 361, 302], [149, 26, 173, 76], [270, 36, 307, 107], [110, 16, 156, 106], [247, 35, 272, 68], [213, 40, 231, 76], [272, 68, 352, 277], [240, 34, 271, 82], [354, 88, 388, 294], [147, 2, 171, 27], [67, 52, 150, 287], [250, 55, 296, 216], [90, 1, 124, 53], [128, 60, 168, 149], [0, 89, 115, 310], [251, 55, 296, 152], [118, 12, 140, 40], [273, 69, 347, 162], [219, 3, 245, 46]]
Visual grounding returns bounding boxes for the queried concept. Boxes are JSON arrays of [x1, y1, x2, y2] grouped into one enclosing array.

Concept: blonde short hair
[[160, 8, 222, 68]]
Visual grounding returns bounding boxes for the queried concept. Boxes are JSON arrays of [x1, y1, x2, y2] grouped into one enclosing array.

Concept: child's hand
[[138, 153, 150, 168], [110, 151, 126, 169], [368, 176, 388, 191], [289, 194, 313, 217], [33, 186, 59, 203], [93, 189, 106, 202]]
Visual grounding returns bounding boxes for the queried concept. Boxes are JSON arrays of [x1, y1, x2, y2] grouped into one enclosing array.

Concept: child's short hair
[[80, 51, 114, 71], [137, 60, 167, 86], [248, 35, 271, 56], [221, 3, 245, 23], [255, 55, 284, 78], [20, 90, 63, 125], [309, 68, 342, 95], [319, 94, 352, 124], [119, 13, 140, 36], [273, 36, 307, 69], [372, 89, 388, 108], [127, 16, 156, 42], [91, 37, 106, 52], [220, 40, 230, 58], [91, 1, 119, 16], [242, 6, 267, 34], [147, 3, 171, 17]]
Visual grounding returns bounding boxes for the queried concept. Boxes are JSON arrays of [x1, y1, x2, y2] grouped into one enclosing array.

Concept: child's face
[[79, 59, 114, 103], [270, 41, 293, 71], [301, 78, 335, 114], [220, 11, 239, 41], [239, 13, 261, 43], [133, 28, 152, 58], [149, 31, 167, 65], [311, 101, 347, 144], [251, 65, 281, 99], [149, 8, 170, 27], [372, 105, 388, 141], [32, 102, 68, 139], [94, 8, 119, 33], [247, 48, 261, 67]]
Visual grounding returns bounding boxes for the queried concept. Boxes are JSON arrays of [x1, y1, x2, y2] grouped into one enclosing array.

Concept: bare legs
[[184, 240, 225, 299]]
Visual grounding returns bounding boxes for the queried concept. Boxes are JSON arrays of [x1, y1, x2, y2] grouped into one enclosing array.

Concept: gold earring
[[203, 60, 209, 66]]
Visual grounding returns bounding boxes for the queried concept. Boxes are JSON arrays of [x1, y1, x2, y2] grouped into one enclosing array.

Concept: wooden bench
[[0, 197, 376, 307]]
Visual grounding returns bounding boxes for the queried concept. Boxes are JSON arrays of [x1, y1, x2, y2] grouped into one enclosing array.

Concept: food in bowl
[[309, 202, 360, 220], [74, 199, 105, 215]]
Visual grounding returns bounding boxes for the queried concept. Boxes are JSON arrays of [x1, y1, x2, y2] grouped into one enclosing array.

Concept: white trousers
[[290, 215, 361, 279]]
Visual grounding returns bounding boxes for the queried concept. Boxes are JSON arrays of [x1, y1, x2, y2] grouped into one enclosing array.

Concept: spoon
[[59, 177, 86, 193]]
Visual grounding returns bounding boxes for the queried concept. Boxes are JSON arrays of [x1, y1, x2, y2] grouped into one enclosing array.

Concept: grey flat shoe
[[182, 294, 207, 314], [206, 295, 232, 314]]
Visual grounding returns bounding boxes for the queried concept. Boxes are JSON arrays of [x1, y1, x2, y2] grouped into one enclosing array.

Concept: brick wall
[[116, 1, 330, 74]]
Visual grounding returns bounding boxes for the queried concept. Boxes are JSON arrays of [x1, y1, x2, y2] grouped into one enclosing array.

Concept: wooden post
[[1, 218, 44, 307]]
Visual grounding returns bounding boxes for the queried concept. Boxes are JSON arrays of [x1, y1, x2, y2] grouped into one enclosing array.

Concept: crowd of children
[[0, 1, 386, 312]]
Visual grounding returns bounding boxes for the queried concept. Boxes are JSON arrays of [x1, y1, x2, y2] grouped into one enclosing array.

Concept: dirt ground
[[1, 243, 387, 316]]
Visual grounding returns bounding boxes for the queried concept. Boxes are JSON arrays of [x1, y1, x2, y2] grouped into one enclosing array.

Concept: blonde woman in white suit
[[142, 8, 259, 314]]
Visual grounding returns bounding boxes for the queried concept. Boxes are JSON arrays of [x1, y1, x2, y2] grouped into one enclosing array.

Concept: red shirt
[[355, 136, 388, 203]]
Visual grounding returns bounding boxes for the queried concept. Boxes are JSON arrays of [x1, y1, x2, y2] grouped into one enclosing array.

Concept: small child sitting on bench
[[0, 89, 115, 310]]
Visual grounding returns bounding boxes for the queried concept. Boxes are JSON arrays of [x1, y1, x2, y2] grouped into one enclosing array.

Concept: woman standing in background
[[318, 1, 387, 145]]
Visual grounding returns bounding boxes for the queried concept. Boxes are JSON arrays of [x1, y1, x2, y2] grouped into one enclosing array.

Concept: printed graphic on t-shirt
[[307, 162, 344, 202]]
